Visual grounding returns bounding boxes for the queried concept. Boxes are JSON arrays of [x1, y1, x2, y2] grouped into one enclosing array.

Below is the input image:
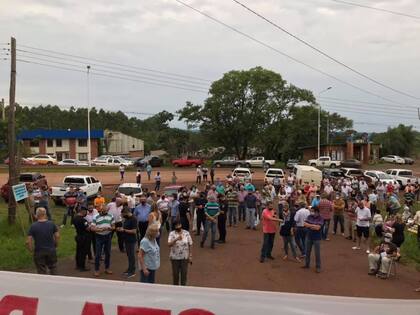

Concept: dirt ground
[[2, 167, 420, 299]]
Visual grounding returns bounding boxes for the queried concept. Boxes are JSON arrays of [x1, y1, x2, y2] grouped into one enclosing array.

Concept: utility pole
[[0, 98, 4, 121], [326, 114, 330, 145], [86, 65, 92, 166], [7, 37, 17, 225]]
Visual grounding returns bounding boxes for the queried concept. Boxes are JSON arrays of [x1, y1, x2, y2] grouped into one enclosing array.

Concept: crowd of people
[[25, 166, 420, 291]]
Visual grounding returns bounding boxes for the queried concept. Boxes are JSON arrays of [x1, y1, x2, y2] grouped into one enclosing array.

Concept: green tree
[[178, 67, 316, 159], [372, 124, 418, 157]]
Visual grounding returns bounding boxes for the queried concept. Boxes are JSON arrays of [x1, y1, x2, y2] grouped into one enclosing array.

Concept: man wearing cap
[[302, 207, 324, 273], [368, 233, 398, 278], [91, 205, 115, 277], [134, 195, 152, 243], [244, 190, 257, 230], [200, 195, 220, 249], [118, 206, 138, 278], [73, 207, 91, 272], [61, 185, 78, 228], [294, 202, 310, 257]]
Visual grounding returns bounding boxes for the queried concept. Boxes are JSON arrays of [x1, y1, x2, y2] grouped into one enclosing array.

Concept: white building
[[104, 130, 144, 157]]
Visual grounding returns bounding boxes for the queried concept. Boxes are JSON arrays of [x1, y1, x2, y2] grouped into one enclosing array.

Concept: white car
[[58, 159, 89, 166], [117, 183, 143, 198], [341, 168, 364, 179], [264, 168, 285, 184], [385, 169, 418, 187], [232, 167, 252, 182], [363, 170, 394, 186], [245, 156, 275, 168], [92, 156, 132, 166], [380, 155, 405, 164], [51, 175, 102, 204]]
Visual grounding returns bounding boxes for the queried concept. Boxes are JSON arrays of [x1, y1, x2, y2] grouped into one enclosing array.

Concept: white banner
[[0, 271, 419, 315]]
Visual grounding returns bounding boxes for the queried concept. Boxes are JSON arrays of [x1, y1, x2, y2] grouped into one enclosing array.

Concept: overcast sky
[[0, 0, 419, 132]]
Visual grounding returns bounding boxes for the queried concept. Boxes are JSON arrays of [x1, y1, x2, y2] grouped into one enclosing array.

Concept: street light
[[317, 87, 332, 159]]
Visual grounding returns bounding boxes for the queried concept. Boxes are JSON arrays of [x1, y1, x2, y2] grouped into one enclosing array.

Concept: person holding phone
[[168, 220, 193, 286]]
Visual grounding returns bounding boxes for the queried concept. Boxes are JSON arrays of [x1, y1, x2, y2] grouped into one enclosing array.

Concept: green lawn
[[0, 200, 76, 270]]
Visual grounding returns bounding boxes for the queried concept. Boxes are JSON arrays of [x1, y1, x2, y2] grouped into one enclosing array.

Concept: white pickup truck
[[385, 169, 418, 188], [245, 156, 275, 168], [51, 175, 102, 204], [308, 156, 341, 168]]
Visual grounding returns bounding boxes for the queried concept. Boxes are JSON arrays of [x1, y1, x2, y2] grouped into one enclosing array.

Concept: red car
[[171, 157, 204, 167]]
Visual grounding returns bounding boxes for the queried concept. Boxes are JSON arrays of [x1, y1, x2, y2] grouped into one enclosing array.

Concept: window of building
[[30, 139, 39, 147], [56, 139, 62, 147], [78, 153, 88, 161], [78, 139, 88, 147], [47, 139, 53, 147]]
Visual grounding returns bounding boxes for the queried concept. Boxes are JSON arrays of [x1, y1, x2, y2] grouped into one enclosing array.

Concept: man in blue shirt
[[134, 196, 151, 244], [302, 207, 324, 273], [170, 193, 180, 230]]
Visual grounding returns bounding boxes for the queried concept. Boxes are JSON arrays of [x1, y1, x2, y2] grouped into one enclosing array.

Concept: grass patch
[[0, 200, 75, 270]]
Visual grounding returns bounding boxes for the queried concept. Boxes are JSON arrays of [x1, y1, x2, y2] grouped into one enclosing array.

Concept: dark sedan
[[340, 159, 361, 168], [403, 157, 414, 165], [134, 156, 163, 168]]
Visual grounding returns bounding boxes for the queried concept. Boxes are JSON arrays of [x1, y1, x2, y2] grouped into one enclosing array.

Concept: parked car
[[286, 159, 299, 170], [385, 169, 418, 188], [403, 157, 414, 165], [27, 155, 58, 165], [293, 165, 322, 186], [51, 175, 102, 205], [341, 168, 364, 179], [163, 185, 185, 197], [91, 156, 132, 166], [4, 157, 37, 166], [380, 155, 405, 164], [363, 170, 394, 187], [245, 156, 275, 168], [117, 183, 143, 198], [308, 156, 340, 168], [171, 157, 203, 167], [134, 155, 163, 168], [58, 159, 89, 166], [322, 168, 345, 180], [1, 172, 48, 202], [340, 159, 361, 168], [264, 168, 285, 184], [212, 156, 246, 168], [232, 167, 252, 183]]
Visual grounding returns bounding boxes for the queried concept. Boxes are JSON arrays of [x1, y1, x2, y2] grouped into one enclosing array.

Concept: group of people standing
[[24, 167, 419, 291]]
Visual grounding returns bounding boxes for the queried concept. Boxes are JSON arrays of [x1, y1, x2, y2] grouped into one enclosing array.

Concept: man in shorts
[[352, 201, 371, 253]]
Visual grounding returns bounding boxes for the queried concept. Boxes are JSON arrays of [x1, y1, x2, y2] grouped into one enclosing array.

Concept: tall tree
[[372, 124, 418, 156], [178, 67, 316, 159]]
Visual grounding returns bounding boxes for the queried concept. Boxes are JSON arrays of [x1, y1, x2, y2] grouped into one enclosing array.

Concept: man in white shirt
[[359, 180, 368, 194], [323, 183, 334, 198], [107, 198, 124, 252], [352, 201, 371, 253], [126, 192, 136, 212], [294, 203, 311, 257], [157, 195, 170, 232]]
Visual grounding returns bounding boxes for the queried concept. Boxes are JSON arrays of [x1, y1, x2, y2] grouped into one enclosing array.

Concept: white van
[[293, 165, 322, 186]]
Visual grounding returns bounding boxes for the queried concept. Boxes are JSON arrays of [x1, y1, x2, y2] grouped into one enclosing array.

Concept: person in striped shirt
[[200, 195, 220, 249], [91, 206, 115, 277]]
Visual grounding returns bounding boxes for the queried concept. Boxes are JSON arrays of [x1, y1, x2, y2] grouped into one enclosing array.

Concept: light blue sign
[[12, 183, 28, 202]]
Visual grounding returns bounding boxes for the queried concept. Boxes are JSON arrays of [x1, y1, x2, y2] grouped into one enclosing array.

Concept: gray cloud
[[0, 0, 419, 132]]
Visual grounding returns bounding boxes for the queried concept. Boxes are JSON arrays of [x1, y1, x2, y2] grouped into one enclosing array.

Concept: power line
[[327, 0, 420, 20], [16, 59, 208, 93], [322, 105, 419, 120], [320, 100, 417, 114], [318, 96, 418, 110], [232, 0, 420, 101], [16, 49, 210, 87], [173, 0, 407, 106], [16, 54, 209, 90], [18, 44, 212, 83], [322, 102, 417, 118]]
